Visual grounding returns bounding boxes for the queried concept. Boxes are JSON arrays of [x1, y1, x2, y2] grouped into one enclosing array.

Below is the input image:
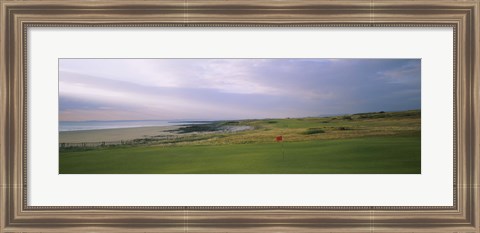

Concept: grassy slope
[[59, 110, 421, 174]]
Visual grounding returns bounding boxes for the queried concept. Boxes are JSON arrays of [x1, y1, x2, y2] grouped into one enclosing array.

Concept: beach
[[59, 124, 253, 143], [59, 125, 183, 143]]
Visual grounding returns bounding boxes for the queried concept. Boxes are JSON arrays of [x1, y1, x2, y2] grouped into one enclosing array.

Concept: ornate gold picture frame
[[1, 0, 478, 232]]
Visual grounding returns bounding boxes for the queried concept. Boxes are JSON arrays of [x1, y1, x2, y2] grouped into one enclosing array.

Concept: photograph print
[[59, 58, 421, 174]]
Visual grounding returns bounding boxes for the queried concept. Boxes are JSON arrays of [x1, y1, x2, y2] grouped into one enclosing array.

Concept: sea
[[59, 120, 208, 132]]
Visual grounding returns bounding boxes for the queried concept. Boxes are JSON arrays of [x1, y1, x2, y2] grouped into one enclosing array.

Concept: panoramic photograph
[[59, 58, 421, 174]]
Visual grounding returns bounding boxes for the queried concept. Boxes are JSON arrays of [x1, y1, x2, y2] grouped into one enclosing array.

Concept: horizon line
[[59, 109, 421, 123]]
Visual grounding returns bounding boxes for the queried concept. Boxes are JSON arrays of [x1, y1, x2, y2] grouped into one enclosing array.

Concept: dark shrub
[[303, 128, 326, 135]]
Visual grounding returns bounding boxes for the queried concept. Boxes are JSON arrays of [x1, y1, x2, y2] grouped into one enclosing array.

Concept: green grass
[[60, 135, 420, 174], [59, 110, 421, 174]]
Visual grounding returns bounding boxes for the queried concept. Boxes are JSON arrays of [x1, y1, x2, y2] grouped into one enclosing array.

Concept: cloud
[[376, 59, 421, 84], [59, 59, 282, 95], [59, 59, 421, 121]]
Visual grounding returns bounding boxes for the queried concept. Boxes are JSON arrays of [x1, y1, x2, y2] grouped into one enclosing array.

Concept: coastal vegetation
[[59, 110, 421, 174]]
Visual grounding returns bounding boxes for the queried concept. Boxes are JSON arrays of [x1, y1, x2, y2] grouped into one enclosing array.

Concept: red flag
[[275, 135, 283, 142]]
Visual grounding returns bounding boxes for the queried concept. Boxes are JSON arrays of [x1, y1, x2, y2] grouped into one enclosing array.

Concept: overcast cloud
[[59, 58, 421, 121]]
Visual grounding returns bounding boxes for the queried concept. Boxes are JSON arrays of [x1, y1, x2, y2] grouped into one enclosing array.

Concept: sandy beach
[[59, 125, 253, 143], [59, 125, 183, 143]]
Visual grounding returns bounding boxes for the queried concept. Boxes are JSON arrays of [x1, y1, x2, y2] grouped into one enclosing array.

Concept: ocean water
[[59, 120, 205, 132]]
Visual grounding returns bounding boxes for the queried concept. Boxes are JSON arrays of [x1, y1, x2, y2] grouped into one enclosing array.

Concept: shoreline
[[59, 110, 420, 144], [59, 124, 253, 143], [59, 125, 184, 143]]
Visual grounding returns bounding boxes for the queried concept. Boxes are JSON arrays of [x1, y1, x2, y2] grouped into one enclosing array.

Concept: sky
[[59, 59, 421, 121]]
